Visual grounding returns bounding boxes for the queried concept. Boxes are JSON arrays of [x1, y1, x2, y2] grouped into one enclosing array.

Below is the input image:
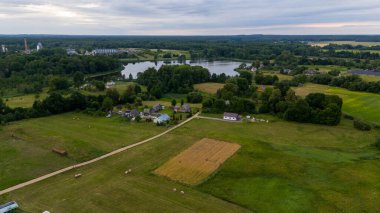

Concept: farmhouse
[[0, 201, 19, 213], [130, 109, 140, 118], [154, 114, 170, 124], [223, 112, 240, 121], [151, 104, 163, 113], [181, 104, 191, 113]]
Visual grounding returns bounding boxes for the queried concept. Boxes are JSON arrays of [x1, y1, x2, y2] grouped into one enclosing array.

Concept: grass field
[[0, 112, 165, 191], [3, 82, 146, 108], [155, 138, 240, 185], [310, 41, 380, 47], [1, 115, 379, 212], [294, 83, 380, 124], [304, 65, 349, 73], [194, 83, 225, 94], [336, 49, 380, 54]]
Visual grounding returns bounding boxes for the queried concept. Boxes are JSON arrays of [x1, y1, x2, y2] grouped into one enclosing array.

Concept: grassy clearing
[[310, 41, 380, 47], [304, 65, 349, 73], [0, 112, 164, 190], [194, 83, 225, 94], [3, 82, 146, 109], [294, 83, 380, 124], [155, 138, 240, 185], [120, 49, 191, 62], [2, 116, 379, 212]]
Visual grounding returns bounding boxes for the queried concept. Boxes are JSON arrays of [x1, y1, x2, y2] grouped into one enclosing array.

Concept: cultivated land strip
[[0, 112, 200, 196]]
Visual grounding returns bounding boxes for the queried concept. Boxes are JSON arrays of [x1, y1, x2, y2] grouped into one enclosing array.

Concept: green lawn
[[294, 83, 380, 125], [1, 115, 379, 212], [3, 88, 50, 108], [304, 65, 349, 73], [0, 112, 165, 191], [3, 82, 147, 109]]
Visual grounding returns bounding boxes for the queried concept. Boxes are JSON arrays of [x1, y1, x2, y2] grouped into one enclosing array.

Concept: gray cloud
[[0, 0, 380, 34]]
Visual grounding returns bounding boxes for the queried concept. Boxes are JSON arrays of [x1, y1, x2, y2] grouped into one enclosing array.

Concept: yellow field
[[310, 41, 380, 47], [194, 83, 225, 94], [155, 138, 240, 185]]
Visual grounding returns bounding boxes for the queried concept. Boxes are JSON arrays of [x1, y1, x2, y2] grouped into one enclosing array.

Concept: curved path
[[0, 112, 200, 196]]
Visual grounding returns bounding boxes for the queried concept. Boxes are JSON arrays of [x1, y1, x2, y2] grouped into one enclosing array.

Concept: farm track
[[0, 112, 200, 196], [197, 115, 243, 123]]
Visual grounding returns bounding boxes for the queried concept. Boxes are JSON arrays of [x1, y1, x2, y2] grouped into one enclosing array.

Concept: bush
[[187, 92, 203, 103], [376, 137, 380, 149], [353, 119, 372, 131]]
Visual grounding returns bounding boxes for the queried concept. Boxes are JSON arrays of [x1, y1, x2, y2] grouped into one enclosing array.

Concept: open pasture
[[155, 138, 240, 185], [0, 114, 379, 212], [0, 112, 164, 190]]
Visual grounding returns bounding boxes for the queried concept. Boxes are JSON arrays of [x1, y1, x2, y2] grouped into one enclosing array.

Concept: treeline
[[0, 92, 103, 124], [137, 65, 227, 97], [0, 83, 147, 124], [202, 71, 342, 125]]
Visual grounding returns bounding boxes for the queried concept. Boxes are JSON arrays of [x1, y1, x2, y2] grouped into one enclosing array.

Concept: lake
[[121, 60, 242, 79]]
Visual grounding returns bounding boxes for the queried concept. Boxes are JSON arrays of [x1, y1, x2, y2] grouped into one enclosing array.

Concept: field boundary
[[0, 112, 199, 196]]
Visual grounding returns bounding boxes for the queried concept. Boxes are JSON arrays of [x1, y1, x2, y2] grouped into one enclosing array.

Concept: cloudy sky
[[1, 0, 380, 35]]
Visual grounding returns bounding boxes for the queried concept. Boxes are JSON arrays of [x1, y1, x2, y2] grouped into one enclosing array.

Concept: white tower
[[1, 45, 5, 53], [37, 42, 43, 51]]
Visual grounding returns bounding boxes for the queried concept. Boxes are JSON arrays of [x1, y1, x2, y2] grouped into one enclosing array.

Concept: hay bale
[[180, 191, 185, 194], [52, 148, 68, 156], [173, 188, 177, 192], [74, 173, 82, 178]]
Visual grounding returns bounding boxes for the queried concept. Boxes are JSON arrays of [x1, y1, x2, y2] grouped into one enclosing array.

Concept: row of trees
[[307, 74, 380, 94], [0, 92, 105, 124], [137, 65, 227, 98]]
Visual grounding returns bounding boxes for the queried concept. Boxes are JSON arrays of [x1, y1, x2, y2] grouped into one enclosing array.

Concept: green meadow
[[1, 115, 379, 212], [0, 112, 164, 190], [294, 83, 380, 125]]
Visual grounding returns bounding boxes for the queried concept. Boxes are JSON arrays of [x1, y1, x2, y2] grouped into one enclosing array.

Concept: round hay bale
[[128, 169, 132, 172], [173, 188, 177, 192], [125, 171, 129, 175], [180, 191, 185, 194]]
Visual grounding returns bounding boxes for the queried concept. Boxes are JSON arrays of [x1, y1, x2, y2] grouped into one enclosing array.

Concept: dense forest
[[0, 49, 121, 94]]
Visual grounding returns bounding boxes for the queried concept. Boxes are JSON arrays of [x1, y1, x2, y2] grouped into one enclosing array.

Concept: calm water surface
[[121, 60, 242, 78]]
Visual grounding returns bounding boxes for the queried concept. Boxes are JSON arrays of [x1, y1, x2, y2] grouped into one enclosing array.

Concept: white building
[[37, 42, 43, 51], [1, 45, 6, 53], [92, 49, 119, 55], [223, 112, 240, 121]]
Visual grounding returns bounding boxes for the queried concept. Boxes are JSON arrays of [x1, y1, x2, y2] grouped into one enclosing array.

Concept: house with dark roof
[[181, 104, 192, 113], [151, 104, 163, 113], [223, 112, 241, 121], [130, 109, 140, 118]]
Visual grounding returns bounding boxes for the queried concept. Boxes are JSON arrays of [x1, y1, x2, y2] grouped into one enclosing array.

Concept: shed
[[0, 201, 19, 213]]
